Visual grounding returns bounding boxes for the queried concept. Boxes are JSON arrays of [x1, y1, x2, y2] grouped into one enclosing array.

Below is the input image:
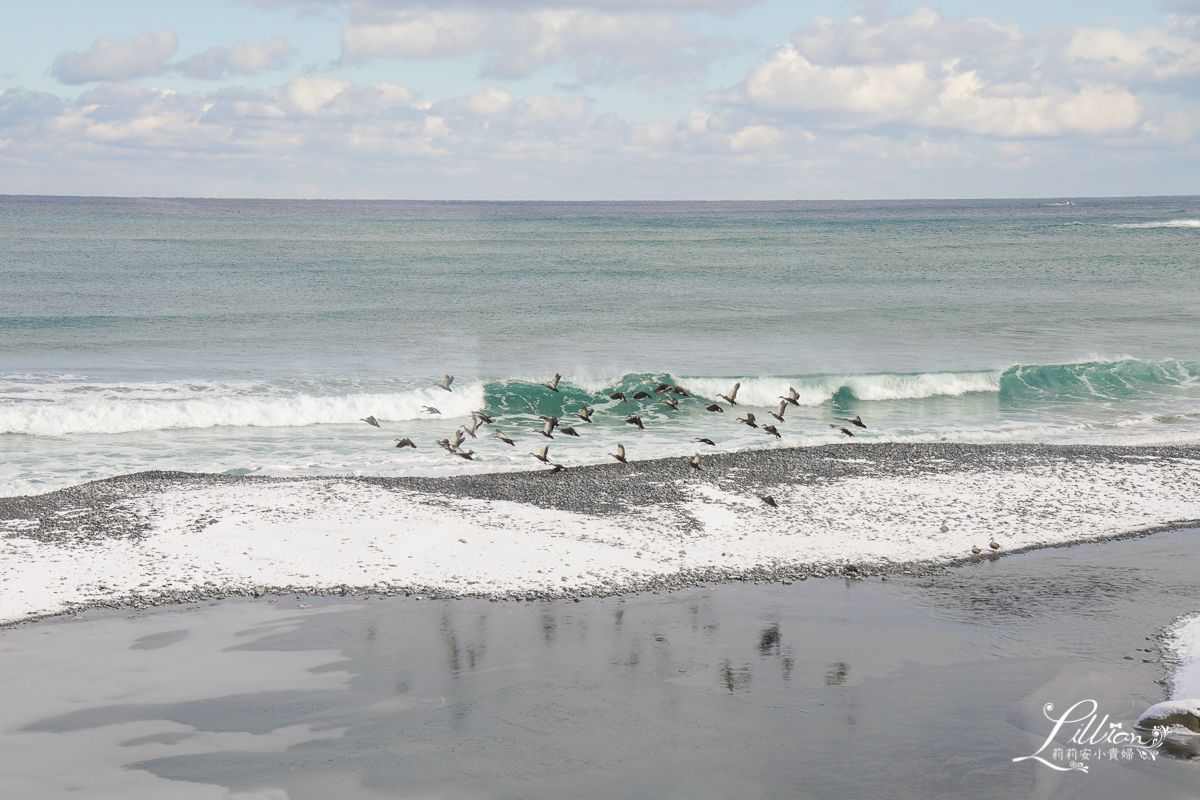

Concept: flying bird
[[780, 387, 800, 406], [422, 406, 440, 414], [453, 450, 475, 460], [830, 425, 854, 437], [683, 452, 701, 471], [693, 437, 716, 446], [435, 375, 454, 392], [435, 438, 453, 452], [543, 373, 562, 392], [625, 416, 645, 430], [609, 391, 628, 403], [633, 391, 652, 399], [472, 411, 493, 425], [671, 386, 689, 397], [737, 413, 757, 428], [609, 444, 627, 463], [653, 383, 673, 394], [560, 426, 581, 437], [361, 416, 381, 428], [844, 416, 866, 429], [762, 424, 781, 439], [460, 417, 482, 439], [760, 495, 778, 508], [394, 438, 416, 448], [531, 445, 551, 463], [718, 382, 741, 406], [705, 404, 724, 413], [768, 400, 787, 423], [576, 407, 595, 423], [494, 431, 516, 446], [449, 429, 467, 451], [538, 418, 556, 439], [547, 463, 567, 473], [662, 396, 680, 411]]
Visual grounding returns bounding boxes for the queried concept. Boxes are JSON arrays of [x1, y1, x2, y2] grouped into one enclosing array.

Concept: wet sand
[[2, 528, 1200, 799]]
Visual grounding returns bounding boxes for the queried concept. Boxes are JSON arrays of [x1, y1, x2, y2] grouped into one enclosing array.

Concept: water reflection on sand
[[3, 530, 1200, 799]]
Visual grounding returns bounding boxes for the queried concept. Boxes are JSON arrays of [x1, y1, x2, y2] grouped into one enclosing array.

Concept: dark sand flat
[[2, 528, 1199, 799]]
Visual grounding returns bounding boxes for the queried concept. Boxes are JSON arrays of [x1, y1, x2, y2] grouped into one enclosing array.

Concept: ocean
[[2, 195, 1198, 496]]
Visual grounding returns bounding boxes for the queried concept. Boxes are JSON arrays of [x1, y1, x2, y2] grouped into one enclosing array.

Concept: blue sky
[[1, 1, 1197, 199]]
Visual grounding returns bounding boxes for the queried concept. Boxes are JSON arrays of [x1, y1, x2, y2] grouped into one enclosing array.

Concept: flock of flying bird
[[357, 373, 870, 508], [360, 373, 1003, 553]]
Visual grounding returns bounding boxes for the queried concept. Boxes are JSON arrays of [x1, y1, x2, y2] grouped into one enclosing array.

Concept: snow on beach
[[1169, 615, 1200, 700], [3, 444, 1200, 623]]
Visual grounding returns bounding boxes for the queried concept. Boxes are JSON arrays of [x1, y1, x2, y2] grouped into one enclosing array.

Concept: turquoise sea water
[[2, 195, 1198, 494]]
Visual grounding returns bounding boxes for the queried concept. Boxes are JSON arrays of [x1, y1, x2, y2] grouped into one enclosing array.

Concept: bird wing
[[617, 444, 625, 457], [775, 400, 786, 416], [728, 382, 741, 400], [446, 375, 454, 387]]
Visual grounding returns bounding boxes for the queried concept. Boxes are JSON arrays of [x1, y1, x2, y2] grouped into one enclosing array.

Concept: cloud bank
[[10, 4, 1200, 197]]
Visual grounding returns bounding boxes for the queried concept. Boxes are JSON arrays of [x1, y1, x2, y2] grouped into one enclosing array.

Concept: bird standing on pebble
[[990, 538, 1001, 552]]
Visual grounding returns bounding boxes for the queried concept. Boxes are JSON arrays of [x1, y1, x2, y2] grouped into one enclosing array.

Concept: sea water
[[2, 195, 1199, 496]]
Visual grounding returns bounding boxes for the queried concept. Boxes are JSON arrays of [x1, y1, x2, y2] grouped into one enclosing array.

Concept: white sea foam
[[0, 383, 484, 436], [4, 455, 1200, 622], [1114, 220, 1200, 229], [681, 370, 1001, 406]]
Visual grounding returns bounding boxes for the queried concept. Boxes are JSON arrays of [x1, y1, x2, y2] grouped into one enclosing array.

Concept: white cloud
[[919, 68, 1141, 137], [52, 31, 299, 84], [724, 9, 1177, 139], [1058, 23, 1200, 85], [340, 6, 729, 86], [739, 46, 935, 117], [792, 8, 1023, 66], [51, 29, 179, 84], [177, 37, 297, 79], [244, 0, 761, 13]]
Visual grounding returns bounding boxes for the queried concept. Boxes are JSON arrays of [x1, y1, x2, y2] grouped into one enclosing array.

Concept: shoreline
[[4, 442, 1200, 624]]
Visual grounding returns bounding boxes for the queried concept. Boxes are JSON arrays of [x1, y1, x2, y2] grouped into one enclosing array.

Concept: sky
[[1, 0, 1198, 199]]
